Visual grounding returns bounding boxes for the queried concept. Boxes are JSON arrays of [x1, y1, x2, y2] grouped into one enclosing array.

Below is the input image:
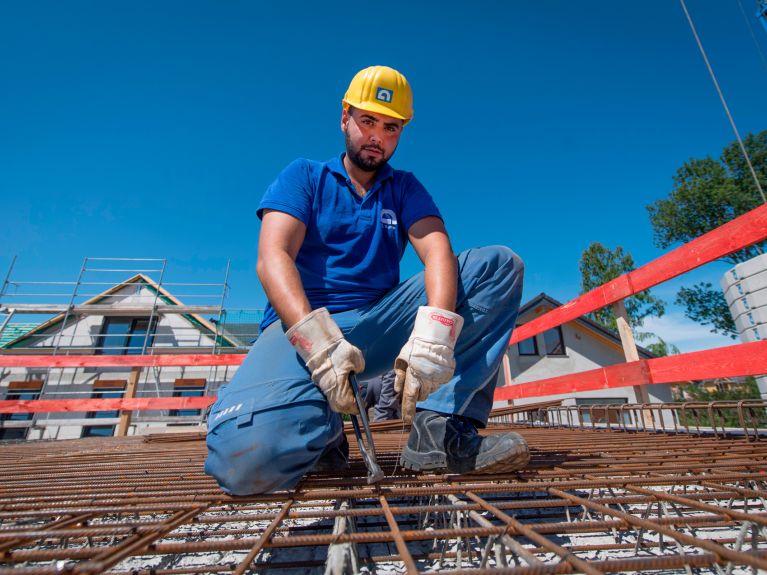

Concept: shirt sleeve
[[399, 172, 443, 231], [257, 159, 314, 224]]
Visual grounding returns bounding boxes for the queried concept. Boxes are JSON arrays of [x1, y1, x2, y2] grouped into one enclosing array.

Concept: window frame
[[516, 336, 539, 357], [97, 317, 156, 355], [81, 381, 126, 438], [542, 326, 567, 356], [170, 379, 206, 417], [575, 397, 629, 424], [2, 382, 43, 422], [0, 428, 29, 441]]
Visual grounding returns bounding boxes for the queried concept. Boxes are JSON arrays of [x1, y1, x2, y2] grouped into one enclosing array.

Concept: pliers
[[348, 373, 385, 484]]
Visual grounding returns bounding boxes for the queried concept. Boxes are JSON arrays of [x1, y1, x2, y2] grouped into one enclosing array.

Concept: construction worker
[[205, 66, 529, 495]]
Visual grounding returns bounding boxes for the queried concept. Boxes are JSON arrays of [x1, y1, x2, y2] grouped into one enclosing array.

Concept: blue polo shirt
[[257, 154, 442, 329]]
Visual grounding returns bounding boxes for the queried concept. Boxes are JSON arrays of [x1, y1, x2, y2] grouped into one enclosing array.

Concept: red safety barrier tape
[[0, 353, 245, 368], [495, 340, 767, 401], [3, 342, 763, 412], [510, 203, 767, 345], [0, 396, 216, 414]]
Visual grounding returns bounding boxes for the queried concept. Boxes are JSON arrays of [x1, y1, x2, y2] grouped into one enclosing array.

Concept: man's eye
[[385, 126, 398, 133]]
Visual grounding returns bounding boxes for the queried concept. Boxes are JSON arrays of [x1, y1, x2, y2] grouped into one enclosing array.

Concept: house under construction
[[0, 259, 259, 440]]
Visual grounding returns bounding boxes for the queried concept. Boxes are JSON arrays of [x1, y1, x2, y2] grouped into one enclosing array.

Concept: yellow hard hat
[[342, 65, 413, 125]]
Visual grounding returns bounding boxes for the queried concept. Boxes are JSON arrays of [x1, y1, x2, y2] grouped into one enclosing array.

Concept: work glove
[[286, 307, 365, 414], [394, 306, 464, 423]]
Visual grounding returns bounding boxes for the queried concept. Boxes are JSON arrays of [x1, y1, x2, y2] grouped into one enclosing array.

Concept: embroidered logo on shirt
[[376, 88, 394, 103], [380, 209, 398, 229], [213, 402, 243, 421]]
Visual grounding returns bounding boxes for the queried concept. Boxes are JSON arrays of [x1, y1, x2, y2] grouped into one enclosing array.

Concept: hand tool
[[348, 373, 385, 484]]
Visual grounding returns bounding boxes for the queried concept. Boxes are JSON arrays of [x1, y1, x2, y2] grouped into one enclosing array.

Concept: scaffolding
[[0, 257, 260, 355]]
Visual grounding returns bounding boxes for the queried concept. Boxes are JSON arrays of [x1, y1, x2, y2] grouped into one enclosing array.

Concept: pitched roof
[[517, 292, 656, 358], [0, 323, 39, 348], [2, 274, 237, 349]]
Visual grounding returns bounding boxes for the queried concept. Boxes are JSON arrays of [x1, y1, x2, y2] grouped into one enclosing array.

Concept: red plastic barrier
[[495, 340, 767, 401], [510, 203, 767, 345], [0, 354, 244, 368], [0, 396, 215, 414], [3, 341, 763, 413]]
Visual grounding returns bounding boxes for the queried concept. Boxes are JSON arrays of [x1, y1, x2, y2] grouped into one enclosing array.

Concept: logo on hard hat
[[376, 88, 394, 103]]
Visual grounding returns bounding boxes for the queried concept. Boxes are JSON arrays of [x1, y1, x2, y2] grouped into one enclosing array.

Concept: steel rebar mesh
[[0, 417, 766, 574]]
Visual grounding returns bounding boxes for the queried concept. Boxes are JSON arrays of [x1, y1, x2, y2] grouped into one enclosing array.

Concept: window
[[2, 381, 43, 422], [98, 318, 155, 355], [542, 326, 566, 355], [81, 382, 125, 438], [517, 337, 538, 356], [576, 398, 629, 424], [170, 379, 206, 417], [0, 428, 28, 441], [81, 424, 117, 438]]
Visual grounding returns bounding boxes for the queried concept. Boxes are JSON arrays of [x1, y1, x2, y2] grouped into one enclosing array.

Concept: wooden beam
[[116, 367, 141, 436], [612, 300, 652, 417]]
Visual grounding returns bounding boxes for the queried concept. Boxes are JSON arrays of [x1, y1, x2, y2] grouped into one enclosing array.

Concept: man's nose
[[369, 125, 384, 144]]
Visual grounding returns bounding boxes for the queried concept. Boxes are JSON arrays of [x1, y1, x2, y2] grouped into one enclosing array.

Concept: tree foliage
[[675, 282, 737, 339], [579, 242, 666, 332], [646, 130, 766, 337], [679, 377, 767, 427], [644, 336, 680, 358], [647, 130, 766, 265]]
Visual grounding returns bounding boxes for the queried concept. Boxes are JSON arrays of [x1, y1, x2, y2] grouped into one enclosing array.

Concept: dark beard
[[345, 132, 388, 173]]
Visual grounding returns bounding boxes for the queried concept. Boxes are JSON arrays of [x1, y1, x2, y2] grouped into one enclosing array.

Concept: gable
[[514, 293, 654, 359], [3, 275, 235, 350]]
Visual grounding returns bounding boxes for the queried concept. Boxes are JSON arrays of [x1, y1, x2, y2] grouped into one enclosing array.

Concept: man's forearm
[[408, 217, 458, 313], [257, 251, 312, 328], [424, 246, 458, 312]]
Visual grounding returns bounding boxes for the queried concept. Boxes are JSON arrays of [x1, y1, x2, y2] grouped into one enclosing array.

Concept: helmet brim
[[343, 100, 411, 125]]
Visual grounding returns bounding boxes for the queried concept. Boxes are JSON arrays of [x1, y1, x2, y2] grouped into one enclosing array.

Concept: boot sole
[[471, 444, 530, 474], [399, 446, 448, 472], [400, 442, 531, 474]]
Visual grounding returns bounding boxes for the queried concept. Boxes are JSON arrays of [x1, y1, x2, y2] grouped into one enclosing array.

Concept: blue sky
[[2, 1, 766, 352]]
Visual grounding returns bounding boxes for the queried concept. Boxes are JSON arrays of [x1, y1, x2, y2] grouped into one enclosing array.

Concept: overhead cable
[[679, 0, 766, 203]]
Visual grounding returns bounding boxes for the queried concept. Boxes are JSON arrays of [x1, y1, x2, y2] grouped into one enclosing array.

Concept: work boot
[[310, 432, 350, 474], [400, 410, 530, 474]]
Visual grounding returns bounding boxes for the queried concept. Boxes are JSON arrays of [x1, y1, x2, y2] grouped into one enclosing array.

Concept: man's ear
[[341, 107, 351, 132]]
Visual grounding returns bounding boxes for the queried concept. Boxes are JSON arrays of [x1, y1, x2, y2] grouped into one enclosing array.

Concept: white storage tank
[[721, 253, 767, 400]]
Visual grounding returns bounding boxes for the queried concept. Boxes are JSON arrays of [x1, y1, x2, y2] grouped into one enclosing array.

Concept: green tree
[[675, 282, 738, 339], [679, 377, 767, 427], [579, 243, 670, 354], [644, 336, 680, 358], [647, 130, 767, 338]]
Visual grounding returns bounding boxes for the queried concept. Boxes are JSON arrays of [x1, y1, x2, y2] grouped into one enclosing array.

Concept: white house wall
[[498, 319, 673, 417], [27, 315, 104, 348], [0, 364, 238, 439], [19, 284, 217, 350], [153, 313, 216, 348]]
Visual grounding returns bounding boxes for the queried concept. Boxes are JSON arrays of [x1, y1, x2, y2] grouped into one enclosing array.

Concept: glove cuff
[[285, 308, 343, 362], [412, 306, 464, 348]]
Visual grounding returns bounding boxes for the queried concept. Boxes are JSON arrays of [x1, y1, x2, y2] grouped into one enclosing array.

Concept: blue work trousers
[[205, 245, 523, 495]]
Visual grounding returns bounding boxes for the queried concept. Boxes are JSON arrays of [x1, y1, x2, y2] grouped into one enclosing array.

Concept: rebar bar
[[1, 422, 766, 573]]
